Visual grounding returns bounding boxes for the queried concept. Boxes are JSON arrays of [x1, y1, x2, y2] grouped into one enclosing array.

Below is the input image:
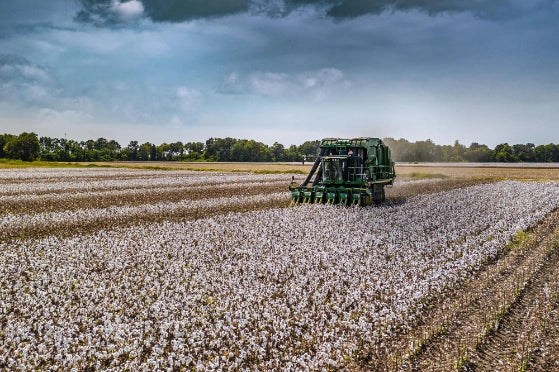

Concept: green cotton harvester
[[290, 137, 396, 206]]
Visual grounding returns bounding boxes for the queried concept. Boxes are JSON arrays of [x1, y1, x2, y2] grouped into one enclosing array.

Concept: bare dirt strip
[[0, 193, 290, 243], [469, 241, 559, 371], [0, 181, 288, 215], [385, 178, 487, 202], [529, 304, 559, 370], [49, 161, 559, 180], [396, 165, 559, 181], [350, 209, 559, 371], [1, 174, 484, 242], [3, 165, 559, 370]]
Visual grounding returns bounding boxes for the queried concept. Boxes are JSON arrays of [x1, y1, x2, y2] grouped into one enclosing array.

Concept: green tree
[[184, 142, 205, 160], [464, 142, 492, 162], [413, 139, 442, 162], [383, 137, 414, 162], [451, 140, 467, 162], [0, 134, 16, 158], [512, 143, 535, 162], [230, 140, 271, 161], [205, 137, 237, 161], [67, 140, 84, 161], [3, 132, 41, 161], [138, 142, 151, 161], [106, 139, 121, 151], [168, 141, 184, 160], [39, 136, 59, 160], [83, 139, 95, 151], [534, 144, 556, 162], [298, 140, 320, 162], [127, 141, 139, 161], [157, 143, 170, 160], [94, 138, 108, 150], [285, 144, 300, 162], [270, 142, 286, 162], [494, 143, 516, 162]]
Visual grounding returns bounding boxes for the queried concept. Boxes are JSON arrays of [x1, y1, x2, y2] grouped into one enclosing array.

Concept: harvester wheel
[[373, 189, 385, 205]]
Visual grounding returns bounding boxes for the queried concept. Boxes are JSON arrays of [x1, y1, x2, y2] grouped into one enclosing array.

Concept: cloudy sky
[[1, 0, 558, 147]]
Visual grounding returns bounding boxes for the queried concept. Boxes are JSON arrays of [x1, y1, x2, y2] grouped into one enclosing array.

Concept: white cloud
[[250, 72, 291, 96], [0, 55, 61, 111], [19, 65, 50, 81], [167, 115, 183, 128], [26, 84, 49, 100], [113, 0, 144, 22], [0, 57, 50, 83], [176, 87, 203, 111], [37, 107, 94, 128], [219, 72, 246, 94], [220, 68, 350, 100]]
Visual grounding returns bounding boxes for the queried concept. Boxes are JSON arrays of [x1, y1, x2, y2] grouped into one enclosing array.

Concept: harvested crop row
[[468, 241, 559, 370], [1, 180, 559, 370], [1, 177, 476, 217], [385, 177, 489, 200], [0, 167, 144, 181], [0, 180, 287, 216], [391, 210, 559, 371], [0, 168, 199, 184], [528, 302, 559, 370], [0, 170, 291, 195], [0, 177, 483, 239], [0, 192, 290, 242]]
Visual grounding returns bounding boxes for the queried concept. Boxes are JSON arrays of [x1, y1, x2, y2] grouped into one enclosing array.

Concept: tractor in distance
[[289, 137, 396, 206]]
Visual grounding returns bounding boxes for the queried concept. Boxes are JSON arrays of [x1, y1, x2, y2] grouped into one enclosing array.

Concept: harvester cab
[[289, 137, 395, 206]]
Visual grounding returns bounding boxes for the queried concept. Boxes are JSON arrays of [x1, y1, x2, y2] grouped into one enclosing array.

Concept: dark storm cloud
[[0, 54, 50, 83], [283, 0, 553, 19], [142, 0, 248, 21], [0, 54, 54, 106], [75, 0, 142, 25], [76, 0, 248, 24], [75, 0, 556, 25]]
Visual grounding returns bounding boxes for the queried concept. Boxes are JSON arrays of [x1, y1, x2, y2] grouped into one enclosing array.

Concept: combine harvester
[[290, 137, 396, 206]]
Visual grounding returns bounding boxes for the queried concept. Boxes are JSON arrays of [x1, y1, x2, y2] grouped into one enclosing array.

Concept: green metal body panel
[[289, 137, 396, 206]]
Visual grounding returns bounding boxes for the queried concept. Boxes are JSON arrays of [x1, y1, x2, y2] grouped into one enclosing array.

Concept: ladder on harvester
[[346, 156, 365, 183]]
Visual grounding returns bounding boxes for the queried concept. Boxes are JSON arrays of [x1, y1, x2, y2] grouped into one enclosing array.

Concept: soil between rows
[[0, 181, 288, 215], [466, 240, 559, 370], [352, 209, 559, 371], [2, 169, 559, 369], [1, 177, 483, 243]]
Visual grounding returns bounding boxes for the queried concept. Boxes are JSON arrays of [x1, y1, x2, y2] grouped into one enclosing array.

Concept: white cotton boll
[[3, 169, 559, 369]]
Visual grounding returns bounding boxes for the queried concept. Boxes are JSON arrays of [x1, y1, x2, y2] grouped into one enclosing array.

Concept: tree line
[[0, 132, 320, 163], [383, 138, 559, 163], [2, 132, 559, 163]]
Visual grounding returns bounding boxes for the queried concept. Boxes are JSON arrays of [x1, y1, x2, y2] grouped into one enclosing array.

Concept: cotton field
[[1, 168, 559, 370]]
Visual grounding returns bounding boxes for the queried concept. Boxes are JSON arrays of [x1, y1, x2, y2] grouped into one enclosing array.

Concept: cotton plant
[[0, 192, 287, 236], [0, 180, 287, 217], [0, 168, 289, 195], [1, 169, 559, 370]]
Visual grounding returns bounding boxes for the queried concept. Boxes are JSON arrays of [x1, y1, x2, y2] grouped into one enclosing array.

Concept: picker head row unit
[[290, 137, 396, 206]]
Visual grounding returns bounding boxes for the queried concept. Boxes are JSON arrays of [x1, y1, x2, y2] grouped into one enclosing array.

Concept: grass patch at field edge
[[403, 172, 449, 179], [0, 159, 306, 174]]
